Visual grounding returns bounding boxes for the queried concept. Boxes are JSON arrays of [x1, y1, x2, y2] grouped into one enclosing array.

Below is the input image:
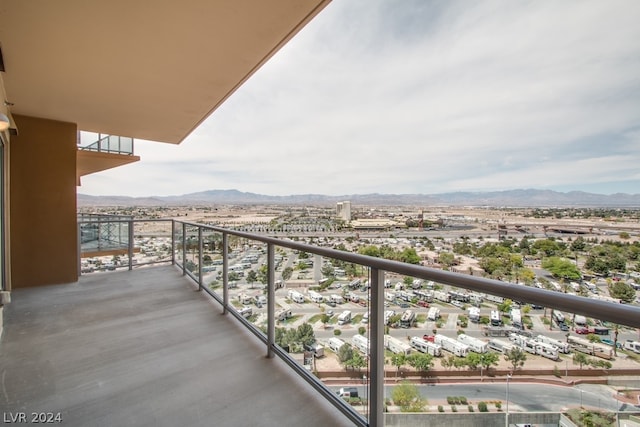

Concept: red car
[[575, 327, 595, 334], [417, 300, 430, 308]]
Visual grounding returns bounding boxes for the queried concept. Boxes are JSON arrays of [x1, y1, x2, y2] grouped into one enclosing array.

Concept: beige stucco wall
[[9, 114, 78, 287]]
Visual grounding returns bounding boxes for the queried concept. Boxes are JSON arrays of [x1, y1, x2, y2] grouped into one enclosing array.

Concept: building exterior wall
[[9, 115, 78, 287]]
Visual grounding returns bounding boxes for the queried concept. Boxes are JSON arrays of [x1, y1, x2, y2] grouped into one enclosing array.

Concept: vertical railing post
[[77, 221, 82, 276], [171, 220, 176, 265], [197, 226, 203, 291], [369, 267, 385, 427], [267, 243, 275, 358], [222, 232, 229, 314], [128, 219, 134, 271], [181, 222, 186, 276]]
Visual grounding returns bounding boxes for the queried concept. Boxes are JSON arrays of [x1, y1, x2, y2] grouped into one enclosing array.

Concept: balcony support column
[[369, 267, 385, 427], [197, 227, 203, 291], [222, 232, 229, 314], [267, 243, 275, 358]]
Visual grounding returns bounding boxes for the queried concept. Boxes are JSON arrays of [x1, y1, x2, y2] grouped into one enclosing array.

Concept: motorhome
[[384, 310, 396, 325], [327, 337, 346, 353], [433, 290, 450, 303], [304, 343, 325, 358], [468, 307, 480, 323], [434, 334, 469, 357], [624, 340, 640, 354], [337, 310, 352, 325], [510, 308, 522, 329], [253, 295, 266, 308], [351, 334, 369, 355], [487, 339, 513, 353], [483, 326, 512, 337], [427, 307, 440, 321], [239, 293, 252, 305], [287, 290, 305, 304], [535, 335, 571, 354], [449, 290, 470, 302], [457, 334, 488, 353], [384, 335, 412, 355], [535, 341, 559, 360], [490, 310, 502, 326], [485, 294, 504, 304], [308, 290, 324, 303], [509, 333, 537, 355], [400, 310, 416, 328], [330, 294, 344, 305], [574, 315, 587, 326], [276, 309, 292, 322], [238, 307, 253, 319], [410, 337, 442, 356]]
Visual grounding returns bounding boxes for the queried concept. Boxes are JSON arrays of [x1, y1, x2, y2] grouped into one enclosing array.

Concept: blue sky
[[80, 0, 640, 197]]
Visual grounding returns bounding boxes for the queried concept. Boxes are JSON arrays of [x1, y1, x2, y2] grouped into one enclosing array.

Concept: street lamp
[[505, 373, 512, 427]]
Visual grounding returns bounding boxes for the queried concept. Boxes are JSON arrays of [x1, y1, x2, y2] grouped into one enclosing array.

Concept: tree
[[390, 353, 406, 379], [504, 347, 527, 370], [608, 281, 636, 303], [281, 266, 293, 285], [573, 352, 589, 369], [245, 270, 257, 289], [391, 382, 427, 412], [479, 352, 500, 373], [345, 351, 366, 371], [465, 352, 481, 370], [541, 257, 581, 281], [296, 323, 315, 347], [337, 344, 353, 364], [407, 353, 433, 373]]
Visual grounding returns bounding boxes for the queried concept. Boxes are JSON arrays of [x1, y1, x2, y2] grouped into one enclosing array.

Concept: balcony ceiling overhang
[[0, 0, 331, 144], [77, 150, 141, 183]]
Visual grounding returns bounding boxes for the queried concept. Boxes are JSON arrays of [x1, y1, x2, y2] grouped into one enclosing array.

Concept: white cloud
[[80, 0, 640, 197]]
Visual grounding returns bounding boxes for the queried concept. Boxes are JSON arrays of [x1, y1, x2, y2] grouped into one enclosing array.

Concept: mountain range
[[77, 189, 640, 208]]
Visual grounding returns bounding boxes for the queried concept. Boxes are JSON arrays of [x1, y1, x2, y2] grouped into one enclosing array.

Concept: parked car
[[575, 326, 595, 334]]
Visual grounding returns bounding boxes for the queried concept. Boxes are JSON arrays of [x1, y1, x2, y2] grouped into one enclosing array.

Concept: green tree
[[245, 270, 257, 289], [407, 353, 433, 373], [608, 281, 636, 303], [281, 266, 293, 284], [541, 257, 581, 281], [504, 347, 527, 370], [337, 344, 353, 364], [391, 382, 427, 412], [345, 351, 367, 371], [573, 352, 589, 369], [390, 353, 406, 379]]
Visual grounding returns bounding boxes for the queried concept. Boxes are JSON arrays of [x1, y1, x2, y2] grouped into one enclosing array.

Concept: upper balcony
[[77, 134, 140, 185]]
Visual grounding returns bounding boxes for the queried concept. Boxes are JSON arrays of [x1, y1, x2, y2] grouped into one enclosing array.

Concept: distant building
[[336, 201, 351, 221]]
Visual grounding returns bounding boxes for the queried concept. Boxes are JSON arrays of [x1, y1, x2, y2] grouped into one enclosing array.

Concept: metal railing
[[77, 217, 640, 427], [78, 134, 134, 155]]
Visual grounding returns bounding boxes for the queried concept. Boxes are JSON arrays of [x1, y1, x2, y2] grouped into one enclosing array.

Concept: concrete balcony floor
[[0, 266, 354, 426]]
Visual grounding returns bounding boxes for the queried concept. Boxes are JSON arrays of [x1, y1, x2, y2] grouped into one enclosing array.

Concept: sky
[[80, 0, 640, 198]]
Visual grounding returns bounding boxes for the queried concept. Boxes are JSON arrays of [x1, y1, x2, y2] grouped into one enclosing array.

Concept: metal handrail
[[78, 217, 640, 427]]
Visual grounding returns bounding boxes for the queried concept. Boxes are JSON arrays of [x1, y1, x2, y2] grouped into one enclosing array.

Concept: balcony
[[0, 265, 353, 427], [3, 217, 640, 426], [76, 135, 140, 184]]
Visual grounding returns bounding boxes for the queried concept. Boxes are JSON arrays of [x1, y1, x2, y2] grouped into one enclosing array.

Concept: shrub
[[468, 405, 474, 412], [451, 405, 457, 412], [495, 401, 502, 411], [333, 329, 342, 336], [478, 401, 488, 412], [459, 396, 468, 405], [447, 396, 455, 404], [438, 405, 444, 413]]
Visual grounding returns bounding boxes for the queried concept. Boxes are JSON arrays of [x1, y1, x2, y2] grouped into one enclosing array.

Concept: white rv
[[351, 334, 369, 355], [457, 334, 488, 353], [535, 335, 570, 354], [384, 335, 412, 355], [327, 337, 346, 353], [308, 290, 324, 303], [410, 337, 442, 356], [400, 310, 416, 328], [487, 339, 513, 353], [434, 334, 469, 357], [287, 290, 305, 304], [468, 307, 480, 323], [337, 310, 352, 325], [427, 307, 440, 321]]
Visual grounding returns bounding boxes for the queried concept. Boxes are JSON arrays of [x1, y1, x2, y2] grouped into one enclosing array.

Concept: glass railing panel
[[174, 220, 184, 269], [184, 224, 200, 281], [201, 229, 224, 297], [132, 220, 173, 267]]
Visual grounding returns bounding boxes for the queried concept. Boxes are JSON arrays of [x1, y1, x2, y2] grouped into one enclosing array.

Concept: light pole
[[505, 373, 512, 427]]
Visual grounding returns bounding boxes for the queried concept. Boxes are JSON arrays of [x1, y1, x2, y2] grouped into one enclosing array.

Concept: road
[[331, 383, 637, 413]]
